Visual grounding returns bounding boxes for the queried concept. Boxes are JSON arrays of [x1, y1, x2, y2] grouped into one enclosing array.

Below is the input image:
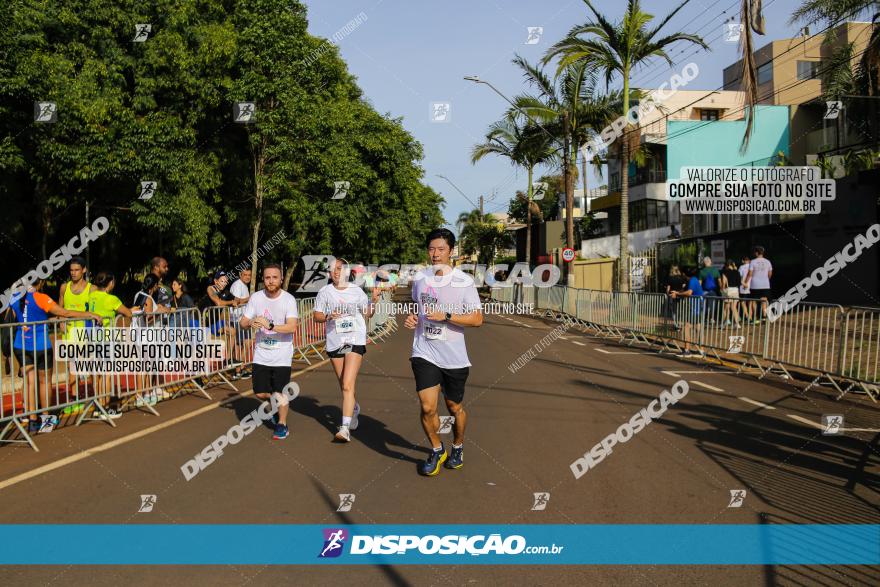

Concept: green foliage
[[0, 0, 443, 289]]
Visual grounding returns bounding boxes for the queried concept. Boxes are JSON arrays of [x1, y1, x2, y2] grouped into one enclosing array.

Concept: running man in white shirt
[[239, 264, 299, 440], [314, 259, 381, 442], [405, 228, 483, 476]]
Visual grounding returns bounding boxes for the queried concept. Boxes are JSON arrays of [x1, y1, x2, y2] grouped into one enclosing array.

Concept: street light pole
[[464, 76, 554, 140], [435, 174, 481, 212]]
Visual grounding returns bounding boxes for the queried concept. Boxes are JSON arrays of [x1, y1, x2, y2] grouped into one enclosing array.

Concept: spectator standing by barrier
[[171, 278, 195, 310], [58, 257, 91, 396], [132, 274, 164, 327], [672, 267, 705, 358], [698, 257, 722, 324], [664, 265, 688, 331], [202, 271, 238, 373], [11, 279, 100, 433], [150, 257, 173, 311], [59, 256, 91, 341], [87, 272, 135, 420], [746, 246, 773, 323], [230, 269, 252, 380], [738, 256, 754, 323], [720, 260, 742, 328]]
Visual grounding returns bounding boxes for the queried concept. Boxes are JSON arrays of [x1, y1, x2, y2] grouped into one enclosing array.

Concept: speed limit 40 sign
[[562, 247, 575, 262]]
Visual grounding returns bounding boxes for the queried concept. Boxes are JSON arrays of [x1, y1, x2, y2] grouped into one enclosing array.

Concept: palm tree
[[509, 55, 619, 265], [456, 208, 511, 265], [471, 116, 554, 265], [544, 0, 708, 291]]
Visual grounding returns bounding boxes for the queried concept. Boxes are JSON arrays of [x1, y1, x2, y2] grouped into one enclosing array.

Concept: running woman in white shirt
[[405, 228, 483, 476], [238, 264, 299, 440], [314, 259, 381, 442]]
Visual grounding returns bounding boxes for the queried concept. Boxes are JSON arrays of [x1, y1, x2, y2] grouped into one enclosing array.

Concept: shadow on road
[[310, 477, 411, 587]]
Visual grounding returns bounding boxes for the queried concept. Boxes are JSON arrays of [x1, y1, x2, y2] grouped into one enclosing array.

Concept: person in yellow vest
[[86, 271, 134, 420], [58, 256, 92, 410], [58, 256, 92, 339]]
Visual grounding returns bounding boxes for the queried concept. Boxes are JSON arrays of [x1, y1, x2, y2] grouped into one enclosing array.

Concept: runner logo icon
[[319, 528, 348, 558]]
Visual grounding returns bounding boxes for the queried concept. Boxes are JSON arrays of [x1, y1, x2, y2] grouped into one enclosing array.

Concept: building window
[[757, 62, 772, 85], [796, 60, 820, 80], [700, 109, 720, 121]]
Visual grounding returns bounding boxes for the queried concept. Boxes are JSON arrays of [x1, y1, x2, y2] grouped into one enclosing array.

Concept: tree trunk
[[249, 138, 266, 295], [283, 261, 295, 291], [619, 69, 631, 293], [581, 152, 588, 209], [563, 113, 574, 250], [526, 165, 533, 266]]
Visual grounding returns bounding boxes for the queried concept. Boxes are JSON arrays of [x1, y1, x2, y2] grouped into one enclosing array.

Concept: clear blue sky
[[302, 0, 805, 230]]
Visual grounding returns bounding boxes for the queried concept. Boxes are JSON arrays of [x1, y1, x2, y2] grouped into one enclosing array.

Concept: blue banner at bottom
[[1, 524, 877, 565]]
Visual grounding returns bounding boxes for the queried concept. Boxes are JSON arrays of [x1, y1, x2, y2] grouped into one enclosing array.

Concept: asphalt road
[[1, 308, 878, 586]]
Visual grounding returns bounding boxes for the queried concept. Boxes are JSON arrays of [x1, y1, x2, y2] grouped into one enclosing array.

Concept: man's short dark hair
[[150, 256, 167, 269], [69, 256, 86, 269], [752, 246, 765, 256], [263, 262, 283, 274], [426, 228, 455, 249]]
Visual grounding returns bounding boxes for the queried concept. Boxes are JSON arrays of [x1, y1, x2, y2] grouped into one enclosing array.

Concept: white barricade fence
[[532, 286, 879, 402]]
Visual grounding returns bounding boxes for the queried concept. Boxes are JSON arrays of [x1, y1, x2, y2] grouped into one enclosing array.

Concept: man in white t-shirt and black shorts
[[239, 263, 299, 440], [405, 228, 483, 476], [746, 246, 773, 323]]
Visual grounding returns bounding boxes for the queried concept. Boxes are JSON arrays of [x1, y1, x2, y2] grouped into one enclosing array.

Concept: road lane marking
[[786, 413, 880, 433], [572, 341, 586, 346], [595, 348, 641, 355], [661, 370, 722, 377], [0, 360, 329, 492], [738, 397, 776, 410], [689, 381, 724, 392]]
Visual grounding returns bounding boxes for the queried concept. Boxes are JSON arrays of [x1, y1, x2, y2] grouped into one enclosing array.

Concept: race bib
[[336, 317, 355, 333], [424, 321, 447, 341], [258, 334, 278, 351]]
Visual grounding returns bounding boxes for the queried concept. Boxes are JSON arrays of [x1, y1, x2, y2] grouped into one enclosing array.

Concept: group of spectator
[[665, 246, 773, 357], [1, 256, 257, 435]]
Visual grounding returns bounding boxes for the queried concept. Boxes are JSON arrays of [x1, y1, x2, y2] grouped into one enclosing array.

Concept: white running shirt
[[242, 289, 299, 367], [230, 279, 249, 319], [748, 257, 773, 289], [410, 267, 481, 369], [315, 283, 369, 351]]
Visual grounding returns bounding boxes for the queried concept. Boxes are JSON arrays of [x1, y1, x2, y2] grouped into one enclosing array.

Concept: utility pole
[[479, 195, 484, 216]]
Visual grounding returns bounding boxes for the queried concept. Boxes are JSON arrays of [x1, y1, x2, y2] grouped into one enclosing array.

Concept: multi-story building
[[723, 21, 875, 168], [586, 90, 790, 255]]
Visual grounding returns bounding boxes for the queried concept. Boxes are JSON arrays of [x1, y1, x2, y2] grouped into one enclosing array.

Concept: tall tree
[[509, 56, 618, 272], [471, 116, 554, 265]]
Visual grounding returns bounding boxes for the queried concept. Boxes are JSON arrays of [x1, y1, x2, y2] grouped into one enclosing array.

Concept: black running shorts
[[327, 345, 367, 359], [410, 356, 469, 404], [252, 363, 292, 395]]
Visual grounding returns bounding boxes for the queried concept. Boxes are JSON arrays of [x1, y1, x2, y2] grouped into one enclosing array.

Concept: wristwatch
[[445, 312, 452, 322], [268, 320, 275, 331]]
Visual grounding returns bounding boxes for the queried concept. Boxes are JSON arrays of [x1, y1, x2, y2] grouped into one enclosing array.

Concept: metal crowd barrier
[[0, 290, 397, 452], [493, 284, 879, 402]]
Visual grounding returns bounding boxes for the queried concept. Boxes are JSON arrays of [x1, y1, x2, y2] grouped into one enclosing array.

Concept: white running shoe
[[334, 426, 351, 442], [350, 403, 360, 430]]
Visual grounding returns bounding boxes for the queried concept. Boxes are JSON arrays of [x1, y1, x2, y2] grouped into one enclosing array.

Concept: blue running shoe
[[419, 445, 447, 476], [273, 423, 289, 440], [444, 445, 463, 469]]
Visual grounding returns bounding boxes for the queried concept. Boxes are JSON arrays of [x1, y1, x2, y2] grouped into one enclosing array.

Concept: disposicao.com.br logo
[[317, 528, 563, 558]]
